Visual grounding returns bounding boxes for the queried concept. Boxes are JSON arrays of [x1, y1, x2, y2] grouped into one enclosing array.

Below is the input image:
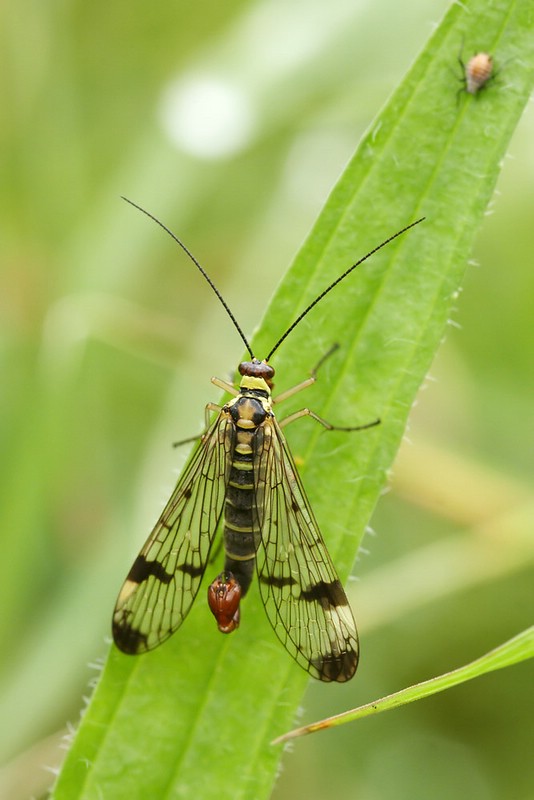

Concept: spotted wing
[[112, 410, 234, 653], [253, 417, 359, 682]]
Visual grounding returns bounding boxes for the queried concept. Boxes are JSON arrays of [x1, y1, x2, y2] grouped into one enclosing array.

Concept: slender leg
[[211, 376, 239, 396], [275, 343, 380, 432], [279, 407, 380, 432], [174, 374, 238, 448], [273, 343, 340, 404], [173, 402, 221, 447]]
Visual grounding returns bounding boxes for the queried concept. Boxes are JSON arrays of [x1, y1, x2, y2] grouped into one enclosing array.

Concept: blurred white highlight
[[159, 74, 255, 159]]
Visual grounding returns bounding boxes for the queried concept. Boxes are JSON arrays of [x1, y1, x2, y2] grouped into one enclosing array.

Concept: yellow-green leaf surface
[[32, 0, 532, 798]]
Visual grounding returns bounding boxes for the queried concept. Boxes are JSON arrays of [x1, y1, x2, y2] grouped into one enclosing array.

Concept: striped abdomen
[[222, 392, 268, 596]]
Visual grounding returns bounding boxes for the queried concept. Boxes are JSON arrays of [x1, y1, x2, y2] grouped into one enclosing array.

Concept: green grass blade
[[274, 626, 534, 742], [53, 0, 534, 797]]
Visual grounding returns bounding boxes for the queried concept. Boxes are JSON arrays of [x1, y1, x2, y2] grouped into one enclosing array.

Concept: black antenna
[[122, 197, 255, 360], [265, 217, 425, 361]]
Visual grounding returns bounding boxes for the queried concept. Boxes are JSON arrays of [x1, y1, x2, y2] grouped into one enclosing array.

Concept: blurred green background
[[1, 0, 532, 798]]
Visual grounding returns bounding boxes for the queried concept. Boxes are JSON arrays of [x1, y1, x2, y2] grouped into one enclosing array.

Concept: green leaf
[[274, 626, 534, 741], [53, 1, 534, 798]]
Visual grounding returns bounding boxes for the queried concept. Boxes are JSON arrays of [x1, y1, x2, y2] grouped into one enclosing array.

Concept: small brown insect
[[458, 50, 495, 97], [465, 52, 494, 94]]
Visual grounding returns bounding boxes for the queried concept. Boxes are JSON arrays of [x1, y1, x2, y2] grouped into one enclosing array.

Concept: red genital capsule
[[207, 571, 241, 633]]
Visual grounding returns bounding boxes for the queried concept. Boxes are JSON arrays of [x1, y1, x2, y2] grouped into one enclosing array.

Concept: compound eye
[[238, 360, 275, 381]]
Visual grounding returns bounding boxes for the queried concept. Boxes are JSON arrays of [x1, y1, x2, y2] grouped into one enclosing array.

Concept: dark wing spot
[[259, 574, 298, 589], [312, 648, 358, 682], [178, 562, 205, 578], [113, 622, 149, 654], [301, 579, 348, 610], [127, 555, 173, 584]]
